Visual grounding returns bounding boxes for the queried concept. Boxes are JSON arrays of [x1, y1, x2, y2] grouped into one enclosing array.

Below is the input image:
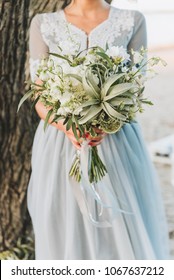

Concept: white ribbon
[[71, 141, 133, 227]]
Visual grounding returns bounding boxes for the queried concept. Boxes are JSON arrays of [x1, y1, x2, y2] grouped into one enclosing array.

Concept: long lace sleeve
[[127, 11, 147, 51], [29, 14, 49, 81]]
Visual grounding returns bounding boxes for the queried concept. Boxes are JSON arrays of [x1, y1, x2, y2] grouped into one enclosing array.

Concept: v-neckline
[[60, 7, 113, 37]]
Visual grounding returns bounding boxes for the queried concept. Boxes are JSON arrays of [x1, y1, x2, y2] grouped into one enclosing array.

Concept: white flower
[[50, 86, 62, 98], [84, 53, 96, 65], [146, 68, 158, 79], [70, 65, 84, 76], [61, 62, 72, 73], [39, 71, 49, 81], [73, 107, 83, 115], [131, 65, 139, 74], [48, 71, 56, 79], [64, 107, 73, 113], [40, 58, 48, 67], [47, 59, 54, 68], [57, 107, 67, 116], [133, 51, 144, 64], [59, 91, 71, 104], [106, 46, 130, 61]]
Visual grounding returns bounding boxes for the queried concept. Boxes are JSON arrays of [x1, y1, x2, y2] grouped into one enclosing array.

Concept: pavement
[[138, 47, 174, 259]]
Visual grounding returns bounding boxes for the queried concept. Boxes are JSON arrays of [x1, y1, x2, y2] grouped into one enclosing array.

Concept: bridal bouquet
[[18, 45, 165, 183]]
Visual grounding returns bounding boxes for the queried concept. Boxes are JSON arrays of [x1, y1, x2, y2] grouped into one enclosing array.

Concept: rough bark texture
[[0, 0, 62, 251]]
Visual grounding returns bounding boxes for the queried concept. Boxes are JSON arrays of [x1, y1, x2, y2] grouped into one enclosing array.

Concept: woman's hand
[[63, 127, 82, 150], [85, 128, 106, 147], [62, 126, 106, 150], [35, 99, 106, 149]]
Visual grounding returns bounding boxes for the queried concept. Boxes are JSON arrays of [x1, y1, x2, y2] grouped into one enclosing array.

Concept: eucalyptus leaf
[[44, 109, 53, 131], [66, 118, 73, 131], [51, 115, 64, 124], [72, 122, 79, 140], [17, 90, 34, 112], [63, 116, 69, 125], [74, 116, 84, 136], [31, 96, 40, 111]]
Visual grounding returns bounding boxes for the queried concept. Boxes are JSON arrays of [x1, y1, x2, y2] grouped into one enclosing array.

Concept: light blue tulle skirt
[[27, 120, 170, 260]]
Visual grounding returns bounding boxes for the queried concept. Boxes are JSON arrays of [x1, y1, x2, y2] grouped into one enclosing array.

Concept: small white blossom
[[39, 71, 49, 81], [133, 51, 144, 64], [106, 46, 130, 61], [40, 58, 48, 67], [57, 107, 67, 116], [47, 59, 54, 68], [59, 91, 71, 105]]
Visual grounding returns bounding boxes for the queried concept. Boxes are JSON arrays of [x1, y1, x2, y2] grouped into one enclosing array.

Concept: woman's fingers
[[85, 129, 106, 146], [64, 126, 107, 149], [64, 128, 82, 149]]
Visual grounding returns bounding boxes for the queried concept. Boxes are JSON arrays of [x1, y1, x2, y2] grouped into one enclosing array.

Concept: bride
[[28, 0, 170, 259]]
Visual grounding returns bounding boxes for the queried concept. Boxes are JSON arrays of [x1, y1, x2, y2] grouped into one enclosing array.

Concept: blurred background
[[113, 0, 174, 258]]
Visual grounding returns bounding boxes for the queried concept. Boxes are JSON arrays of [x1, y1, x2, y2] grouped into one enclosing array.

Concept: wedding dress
[[28, 6, 170, 260]]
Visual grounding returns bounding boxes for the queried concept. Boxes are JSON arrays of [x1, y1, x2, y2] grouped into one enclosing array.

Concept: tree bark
[[0, 0, 62, 251]]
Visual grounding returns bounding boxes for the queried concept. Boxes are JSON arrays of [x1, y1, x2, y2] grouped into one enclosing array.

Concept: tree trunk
[[0, 0, 62, 252]]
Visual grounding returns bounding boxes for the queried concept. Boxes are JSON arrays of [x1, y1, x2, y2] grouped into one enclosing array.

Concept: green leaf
[[101, 73, 126, 98], [31, 96, 40, 111], [105, 42, 109, 50], [73, 116, 85, 136], [79, 105, 102, 124], [96, 52, 113, 66], [17, 89, 34, 112], [104, 83, 136, 101], [95, 46, 105, 53], [102, 102, 126, 121], [44, 109, 53, 131], [51, 115, 64, 124], [63, 116, 69, 125], [28, 81, 44, 88], [72, 122, 79, 140], [49, 52, 72, 64], [66, 118, 73, 131]]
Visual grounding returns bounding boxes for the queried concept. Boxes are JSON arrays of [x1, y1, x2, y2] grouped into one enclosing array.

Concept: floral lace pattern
[[30, 7, 135, 80], [40, 7, 134, 51]]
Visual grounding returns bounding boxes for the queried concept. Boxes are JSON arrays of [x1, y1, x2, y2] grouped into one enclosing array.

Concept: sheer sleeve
[[29, 14, 49, 81], [127, 11, 147, 51]]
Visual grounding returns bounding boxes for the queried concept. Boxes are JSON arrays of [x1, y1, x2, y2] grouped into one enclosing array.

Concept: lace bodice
[[29, 6, 147, 81]]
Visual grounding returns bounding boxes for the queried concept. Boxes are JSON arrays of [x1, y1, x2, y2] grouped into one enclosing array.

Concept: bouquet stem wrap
[[70, 141, 132, 227]]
